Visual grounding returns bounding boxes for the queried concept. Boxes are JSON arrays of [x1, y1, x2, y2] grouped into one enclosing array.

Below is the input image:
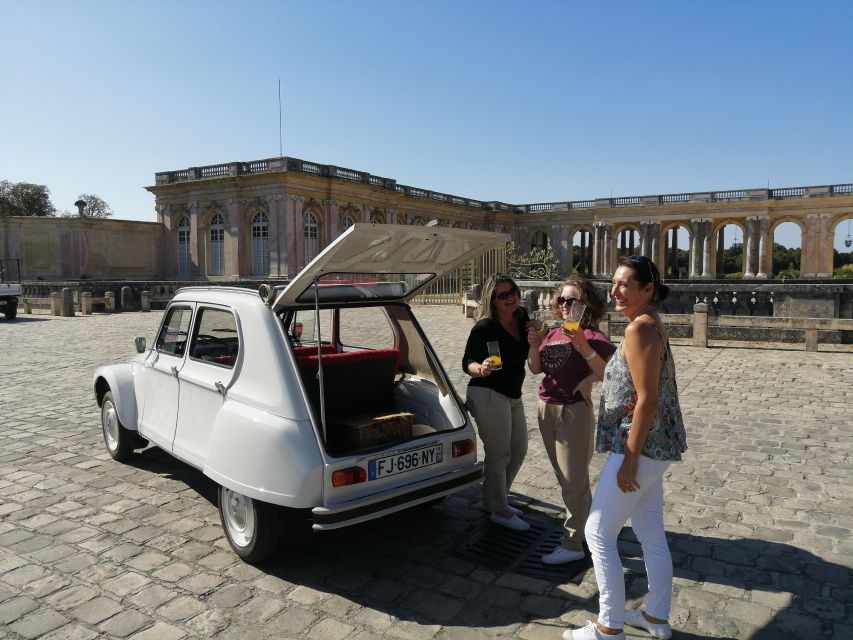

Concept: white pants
[[585, 453, 673, 629]]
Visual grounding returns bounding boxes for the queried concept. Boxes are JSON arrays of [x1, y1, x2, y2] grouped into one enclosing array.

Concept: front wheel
[[101, 391, 133, 461], [218, 486, 280, 563]]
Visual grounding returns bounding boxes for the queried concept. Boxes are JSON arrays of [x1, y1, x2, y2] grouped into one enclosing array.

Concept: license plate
[[368, 444, 443, 480]]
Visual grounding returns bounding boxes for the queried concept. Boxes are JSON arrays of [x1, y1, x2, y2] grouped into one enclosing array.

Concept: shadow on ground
[[124, 447, 851, 638]]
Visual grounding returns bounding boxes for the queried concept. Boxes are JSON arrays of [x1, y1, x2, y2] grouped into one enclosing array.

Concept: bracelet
[[582, 350, 597, 361]]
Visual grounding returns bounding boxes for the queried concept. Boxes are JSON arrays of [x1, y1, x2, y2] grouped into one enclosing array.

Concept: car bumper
[[311, 463, 483, 530]]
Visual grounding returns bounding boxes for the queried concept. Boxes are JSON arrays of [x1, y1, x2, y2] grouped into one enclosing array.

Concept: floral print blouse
[[596, 338, 687, 461]]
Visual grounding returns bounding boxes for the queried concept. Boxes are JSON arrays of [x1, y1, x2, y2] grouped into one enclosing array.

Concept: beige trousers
[[537, 399, 595, 551], [466, 386, 528, 513]]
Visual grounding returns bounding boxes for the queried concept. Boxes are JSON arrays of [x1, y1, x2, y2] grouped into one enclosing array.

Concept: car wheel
[[101, 391, 133, 461], [4, 305, 16, 320], [218, 486, 280, 563]]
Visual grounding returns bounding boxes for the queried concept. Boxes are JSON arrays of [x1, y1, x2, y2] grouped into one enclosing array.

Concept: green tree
[[0, 180, 55, 216], [76, 193, 113, 218]]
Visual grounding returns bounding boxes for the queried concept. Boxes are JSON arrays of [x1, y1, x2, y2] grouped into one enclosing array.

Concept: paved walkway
[[0, 307, 850, 639]]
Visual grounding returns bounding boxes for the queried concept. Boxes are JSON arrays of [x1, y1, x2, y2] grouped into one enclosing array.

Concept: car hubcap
[[103, 401, 119, 451], [222, 489, 255, 548]]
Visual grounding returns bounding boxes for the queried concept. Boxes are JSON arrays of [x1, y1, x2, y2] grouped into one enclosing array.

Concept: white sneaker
[[507, 504, 522, 516], [624, 610, 672, 639], [541, 545, 585, 565], [490, 512, 530, 531], [563, 621, 625, 640]]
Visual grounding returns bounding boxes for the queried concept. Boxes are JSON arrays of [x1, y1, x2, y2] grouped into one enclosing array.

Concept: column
[[602, 225, 613, 277], [744, 217, 756, 278], [702, 220, 713, 278], [266, 194, 282, 277], [756, 217, 769, 278], [649, 222, 661, 267], [188, 202, 199, 277], [592, 224, 601, 277], [323, 200, 339, 249], [227, 198, 245, 279], [386, 207, 396, 225], [818, 214, 834, 277], [579, 230, 588, 274], [554, 225, 571, 275], [716, 226, 725, 277], [284, 195, 303, 277], [689, 219, 701, 278], [158, 205, 174, 277]]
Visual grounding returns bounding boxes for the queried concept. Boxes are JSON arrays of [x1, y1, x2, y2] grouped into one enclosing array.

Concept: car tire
[[101, 391, 133, 462], [218, 486, 280, 563], [4, 305, 16, 320]]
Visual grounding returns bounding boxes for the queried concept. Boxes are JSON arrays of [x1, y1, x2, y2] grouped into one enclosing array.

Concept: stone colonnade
[[146, 159, 853, 281]]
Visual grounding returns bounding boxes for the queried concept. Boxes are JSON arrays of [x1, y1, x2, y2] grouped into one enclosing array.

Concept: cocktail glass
[[562, 300, 586, 335], [487, 341, 503, 370]]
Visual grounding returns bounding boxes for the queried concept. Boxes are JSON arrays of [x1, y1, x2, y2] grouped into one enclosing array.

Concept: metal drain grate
[[449, 515, 591, 583]]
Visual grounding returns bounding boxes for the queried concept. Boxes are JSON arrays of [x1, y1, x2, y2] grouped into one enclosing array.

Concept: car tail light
[[332, 466, 366, 487], [452, 439, 475, 458]]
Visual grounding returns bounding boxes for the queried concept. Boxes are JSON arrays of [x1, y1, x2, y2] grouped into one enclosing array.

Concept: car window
[[156, 306, 193, 357], [189, 307, 240, 368], [290, 309, 333, 346], [339, 307, 394, 350]]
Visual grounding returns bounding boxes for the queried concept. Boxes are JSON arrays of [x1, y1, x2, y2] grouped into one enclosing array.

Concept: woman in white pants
[[566, 256, 687, 640]]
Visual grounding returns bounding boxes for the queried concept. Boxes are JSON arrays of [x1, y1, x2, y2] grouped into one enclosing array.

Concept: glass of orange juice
[[562, 300, 586, 335], [487, 341, 503, 370]]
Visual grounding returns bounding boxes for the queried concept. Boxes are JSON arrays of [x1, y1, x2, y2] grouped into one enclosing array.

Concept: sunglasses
[[494, 288, 519, 300], [556, 296, 579, 306]]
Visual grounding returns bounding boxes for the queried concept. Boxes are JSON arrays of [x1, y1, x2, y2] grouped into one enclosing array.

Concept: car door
[[172, 305, 240, 468], [136, 304, 194, 450]]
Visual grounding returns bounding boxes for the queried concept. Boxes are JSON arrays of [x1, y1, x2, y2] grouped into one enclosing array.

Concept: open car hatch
[[273, 223, 509, 309]]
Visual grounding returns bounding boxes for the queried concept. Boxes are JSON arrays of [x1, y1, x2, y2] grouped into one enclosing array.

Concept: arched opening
[[571, 229, 593, 275], [209, 213, 225, 276], [177, 216, 191, 277], [251, 212, 269, 276], [771, 221, 802, 278], [530, 230, 550, 250], [833, 216, 853, 278], [662, 225, 689, 279], [715, 222, 747, 278], [615, 227, 640, 258]]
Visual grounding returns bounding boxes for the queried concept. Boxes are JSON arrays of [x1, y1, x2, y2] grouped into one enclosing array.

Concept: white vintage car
[[93, 224, 507, 562]]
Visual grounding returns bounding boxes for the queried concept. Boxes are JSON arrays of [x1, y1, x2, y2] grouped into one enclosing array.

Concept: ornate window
[[210, 213, 224, 276], [304, 212, 319, 263], [251, 212, 269, 275], [370, 212, 385, 225], [177, 216, 191, 276], [340, 214, 355, 231]]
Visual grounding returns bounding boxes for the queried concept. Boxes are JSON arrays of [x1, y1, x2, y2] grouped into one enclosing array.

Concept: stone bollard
[[24, 300, 33, 314], [60, 288, 75, 317], [804, 328, 819, 352], [50, 291, 61, 316], [81, 292, 92, 315], [105, 291, 116, 313], [693, 303, 708, 348], [121, 286, 133, 312], [141, 290, 151, 312]]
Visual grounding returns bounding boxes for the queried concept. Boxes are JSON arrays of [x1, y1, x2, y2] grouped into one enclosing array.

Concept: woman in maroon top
[[528, 277, 615, 564]]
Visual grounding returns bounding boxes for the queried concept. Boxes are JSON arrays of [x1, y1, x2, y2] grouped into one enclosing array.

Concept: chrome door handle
[[170, 366, 179, 377], [215, 381, 226, 397]]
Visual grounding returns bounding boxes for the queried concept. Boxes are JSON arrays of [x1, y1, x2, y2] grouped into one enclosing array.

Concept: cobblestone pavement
[[1, 307, 851, 640]]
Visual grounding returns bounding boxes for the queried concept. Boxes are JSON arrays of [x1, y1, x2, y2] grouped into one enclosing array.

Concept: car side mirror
[[135, 337, 146, 353]]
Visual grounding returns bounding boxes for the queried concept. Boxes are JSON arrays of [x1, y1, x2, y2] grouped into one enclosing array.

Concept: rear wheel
[[218, 486, 280, 563], [3, 304, 16, 320], [101, 391, 133, 461]]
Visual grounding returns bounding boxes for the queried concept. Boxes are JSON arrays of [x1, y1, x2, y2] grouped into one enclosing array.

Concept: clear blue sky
[[2, 1, 851, 250]]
